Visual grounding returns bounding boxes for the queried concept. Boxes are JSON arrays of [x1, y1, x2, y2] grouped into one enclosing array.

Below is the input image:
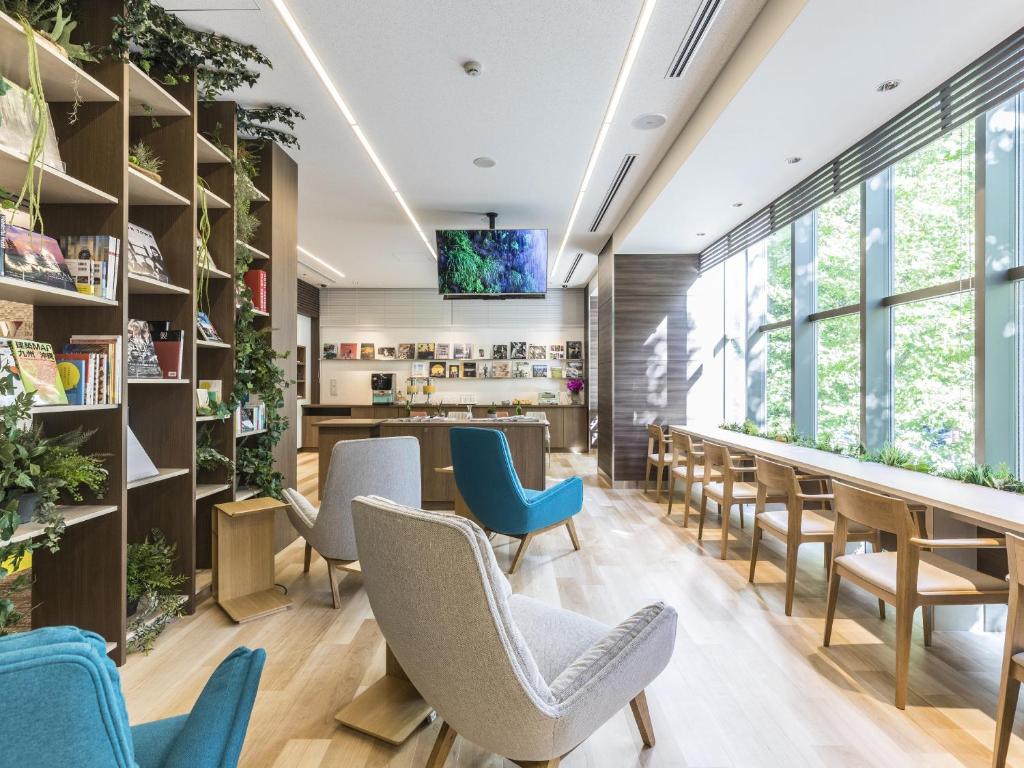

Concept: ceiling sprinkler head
[[463, 60, 482, 77], [876, 79, 901, 92]]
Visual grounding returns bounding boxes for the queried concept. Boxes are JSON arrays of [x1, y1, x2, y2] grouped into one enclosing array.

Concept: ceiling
[[618, 0, 1024, 255], [161, 0, 766, 288]]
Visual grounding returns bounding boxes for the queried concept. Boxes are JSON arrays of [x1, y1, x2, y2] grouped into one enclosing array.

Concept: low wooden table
[[317, 418, 386, 496], [212, 497, 293, 623]]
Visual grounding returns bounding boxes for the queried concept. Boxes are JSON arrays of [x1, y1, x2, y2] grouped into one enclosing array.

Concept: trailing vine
[[196, 424, 232, 472], [232, 143, 288, 499], [196, 177, 211, 314], [237, 105, 304, 150]]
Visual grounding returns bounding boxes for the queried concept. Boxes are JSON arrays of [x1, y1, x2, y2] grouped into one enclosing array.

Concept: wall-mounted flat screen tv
[[436, 229, 547, 298]]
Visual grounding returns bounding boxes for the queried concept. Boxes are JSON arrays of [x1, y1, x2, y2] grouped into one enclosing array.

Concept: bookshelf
[[296, 345, 306, 399]]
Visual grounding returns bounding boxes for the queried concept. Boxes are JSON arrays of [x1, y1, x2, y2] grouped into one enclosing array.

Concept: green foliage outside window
[[766, 228, 791, 323], [815, 314, 859, 447], [815, 186, 860, 311], [765, 327, 791, 434]]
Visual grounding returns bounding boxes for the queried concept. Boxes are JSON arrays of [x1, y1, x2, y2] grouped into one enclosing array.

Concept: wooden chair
[[749, 457, 881, 616], [666, 429, 712, 525], [993, 533, 1024, 767], [824, 481, 1008, 709], [644, 425, 673, 502], [699, 441, 786, 559]]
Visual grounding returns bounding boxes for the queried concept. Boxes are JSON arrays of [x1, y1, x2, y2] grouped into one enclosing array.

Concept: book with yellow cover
[[11, 339, 67, 405]]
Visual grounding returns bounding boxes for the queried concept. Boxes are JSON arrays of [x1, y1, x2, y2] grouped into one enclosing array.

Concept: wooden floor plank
[[120, 451, 1024, 766]]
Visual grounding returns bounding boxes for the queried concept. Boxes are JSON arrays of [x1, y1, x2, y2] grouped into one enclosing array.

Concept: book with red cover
[[243, 269, 267, 312], [153, 339, 183, 379]]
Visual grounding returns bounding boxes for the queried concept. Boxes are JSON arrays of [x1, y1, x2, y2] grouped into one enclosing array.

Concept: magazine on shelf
[[2, 224, 77, 292], [60, 235, 120, 300], [11, 339, 67, 405], [0, 338, 25, 406], [127, 319, 163, 378], [153, 328, 184, 379], [126, 223, 171, 283], [196, 312, 222, 342]]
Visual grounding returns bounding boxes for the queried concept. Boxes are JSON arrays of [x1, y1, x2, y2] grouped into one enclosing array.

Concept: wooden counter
[[379, 419, 547, 506], [317, 419, 386, 496]]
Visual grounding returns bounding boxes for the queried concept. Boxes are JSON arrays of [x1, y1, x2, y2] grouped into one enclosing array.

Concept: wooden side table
[[212, 496, 293, 623]]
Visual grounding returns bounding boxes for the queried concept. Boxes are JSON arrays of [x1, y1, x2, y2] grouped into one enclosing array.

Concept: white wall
[[319, 288, 585, 406], [296, 314, 311, 444]]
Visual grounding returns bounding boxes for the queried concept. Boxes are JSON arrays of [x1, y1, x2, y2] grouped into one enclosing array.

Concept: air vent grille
[[666, 0, 723, 78], [562, 252, 584, 287], [589, 154, 637, 232]]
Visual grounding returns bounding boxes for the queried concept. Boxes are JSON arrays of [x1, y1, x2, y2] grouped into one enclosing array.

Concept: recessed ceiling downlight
[[473, 156, 496, 168], [876, 79, 901, 92], [631, 112, 666, 130], [732, 202, 743, 208], [786, 156, 802, 164]]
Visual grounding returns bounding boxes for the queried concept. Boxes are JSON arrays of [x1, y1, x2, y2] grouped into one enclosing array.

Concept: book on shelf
[[127, 319, 163, 379], [236, 394, 266, 434], [196, 379, 224, 416], [0, 338, 25, 406], [243, 269, 267, 312], [10, 339, 68, 405], [2, 222, 77, 292], [59, 235, 120, 300], [152, 328, 184, 380], [126, 223, 171, 284], [196, 312, 222, 342], [0, 81, 64, 172], [65, 335, 122, 404], [55, 352, 98, 405]]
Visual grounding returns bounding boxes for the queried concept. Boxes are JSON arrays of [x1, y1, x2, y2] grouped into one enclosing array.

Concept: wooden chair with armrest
[[749, 457, 881, 616], [992, 533, 1024, 767], [644, 424, 673, 502], [699, 441, 786, 559], [666, 429, 712, 524], [824, 481, 1008, 709]]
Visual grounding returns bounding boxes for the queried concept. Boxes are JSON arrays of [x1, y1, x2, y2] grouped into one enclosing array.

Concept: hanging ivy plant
[[237, 105, 304, 150]]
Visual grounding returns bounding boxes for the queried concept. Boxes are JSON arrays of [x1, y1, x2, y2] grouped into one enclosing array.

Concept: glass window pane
[[815, 314, 860, 447], [893, 122, 975, 294], [766, 327, 791, 434], [893, 292, 974, 469], [766, 228, 791, 323], [723, 254, 746, 423], [815, 187, 860, 311]]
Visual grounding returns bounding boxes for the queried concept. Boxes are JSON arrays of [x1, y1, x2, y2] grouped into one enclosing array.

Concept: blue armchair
[[0, 626, 265, 768], [450, 427, 583, 572]]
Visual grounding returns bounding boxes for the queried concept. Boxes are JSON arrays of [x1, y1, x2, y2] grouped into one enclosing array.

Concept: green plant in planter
[[1, 1, 95, 63], [0, 374, 108, 631], [126, 528, 185, 654], [939, 463, 1024, 494], [196, 424, 232, 472], [128, 140, 163, 177]]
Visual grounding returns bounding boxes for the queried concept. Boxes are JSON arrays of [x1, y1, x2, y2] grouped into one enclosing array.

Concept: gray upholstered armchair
[[283, 437, 420, 608], [351, 495, 677, 767]]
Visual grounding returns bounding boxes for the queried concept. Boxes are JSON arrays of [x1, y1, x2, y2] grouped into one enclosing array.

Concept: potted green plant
[[126, 528, 185, 653], [128, 140, 163, 183], [0, 374, 108, 631]]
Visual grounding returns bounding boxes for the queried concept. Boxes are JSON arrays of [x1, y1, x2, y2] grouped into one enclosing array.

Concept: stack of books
[[243, 268, 267, 312], [127, 319, 183, 380], [236, 394, 266, 434], [60, 234, 120, 300], [60, 335, 123, 404]]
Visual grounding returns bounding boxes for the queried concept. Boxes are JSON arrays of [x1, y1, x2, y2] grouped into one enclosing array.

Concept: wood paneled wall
[[598, 251, 699, 483]]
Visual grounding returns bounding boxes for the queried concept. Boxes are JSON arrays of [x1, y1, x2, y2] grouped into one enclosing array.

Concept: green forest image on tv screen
[[437, 229, 548, 295]]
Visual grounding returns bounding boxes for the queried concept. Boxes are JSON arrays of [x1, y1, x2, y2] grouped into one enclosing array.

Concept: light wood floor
[[121, 451, 1024, 767]]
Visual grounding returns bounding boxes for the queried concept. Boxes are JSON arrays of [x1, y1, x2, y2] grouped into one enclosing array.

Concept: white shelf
[[30, 403, 119, 414], [0, 12, 118, 103], [200, 187, 231, 210], [201, 263, 232, 280], [195, 414, 220, 422], [197, 339, 230, 349], [128, 377, 191, 385], [236, 240, 269, 261], [128, 273, 189, 295], [0, 145, 117, 205], [127, 467, 189, 490], [251, 187, 270, 203], [194, 568, 213, 593], [3, 504, 117, 546], [252, 309, 270, 317], [236, 428, 267, 438], [196, 483, 231, 500], [105, 642, 117, 654], [197, 134, 230, 164], [128, 62, 190, 117], [234, 486, 258, 502], [129, 166, 190, 206], [0, 275, 118, 307]]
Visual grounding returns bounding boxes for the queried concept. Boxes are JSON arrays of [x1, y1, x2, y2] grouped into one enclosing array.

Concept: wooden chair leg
[[510, 533, 535, 574], [644, 461, 652, 494], [894, 602, 916, 709], [565, 518, 581, 551], [303, 542, 312, 573], [738, 503, 744, 529], [666, 471, 676, 516], [682, 478, 693, 528], [878, 599, 887, 620], [326, 560, 341, 609], [719, 502, 731, 560], [923, 604, 934, 647], [654, 463, 665, 502], [697, 492, 709, 540], [426, 721, 457, 768], [748, 526, 761, 583], [629, 690, 656, 748], [993, 675, 1021, 768], [823, 542, 832, 570], [784, 539, 799, 616], [823, 572, 841, 647]]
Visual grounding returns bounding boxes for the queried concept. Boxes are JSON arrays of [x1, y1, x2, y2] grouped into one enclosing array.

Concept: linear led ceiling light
[[550, 0, 658, 278], [267, 0, 437, 259], [298, 245, 346, 280]]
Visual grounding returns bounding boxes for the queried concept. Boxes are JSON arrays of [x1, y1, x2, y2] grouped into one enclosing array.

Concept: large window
[[766, 228, 792, 323], [816, 314, 860, 446], [893, 122, 975, 293], [815, 186, 860, 311], [892, 293, 975, 468], [765, 327, 791, 433]]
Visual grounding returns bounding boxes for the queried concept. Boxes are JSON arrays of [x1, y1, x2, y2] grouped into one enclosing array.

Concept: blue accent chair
[[0, 626, 265, 768], [450, 426, 583, 573]]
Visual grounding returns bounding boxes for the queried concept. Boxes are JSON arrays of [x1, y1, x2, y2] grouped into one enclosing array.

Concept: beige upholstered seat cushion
[[703, 481, 760, 501], [648, 453, 673, 463], [836, 551, 1009, 595], [510, 595, 608, 684], [671, 464, 705, 480], [758, 509, 871, 536]]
